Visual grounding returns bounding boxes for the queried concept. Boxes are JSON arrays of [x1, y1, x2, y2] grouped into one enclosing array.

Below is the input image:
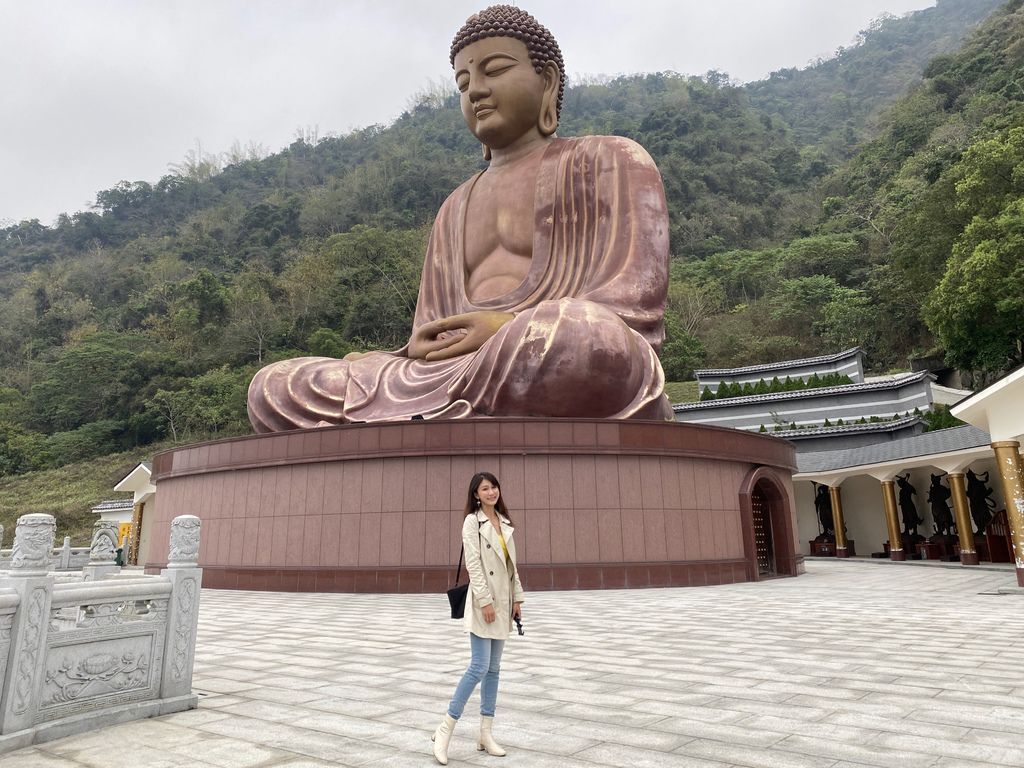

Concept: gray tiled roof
[[91, 498, 133, 512], [771, 415, 921, 440], [796, 425, 992, 474], [695, 347, 862, 377], [674, 371, 931, 412]]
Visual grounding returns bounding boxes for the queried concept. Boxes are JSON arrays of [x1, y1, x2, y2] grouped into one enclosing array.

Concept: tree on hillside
[[278, 246, 340, 343], [141, 267, 228, 365], [328, 225, 425, 348], [145, 365, 252, 443], [27, 331, 149, 432], [923, 126, 1024, 372], [223, 267, 283, 364], [926, 199, 1024, 370], [660, 313, 706, 380], [776, 234, 867, 285]]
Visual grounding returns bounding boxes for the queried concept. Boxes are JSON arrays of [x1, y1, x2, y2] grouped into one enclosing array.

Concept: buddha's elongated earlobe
[[482, 143, 492, 161], [538, 63, 560, 136]]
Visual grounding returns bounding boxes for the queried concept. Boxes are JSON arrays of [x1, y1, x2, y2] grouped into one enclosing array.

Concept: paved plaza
[[3, 559, 1022, 768]]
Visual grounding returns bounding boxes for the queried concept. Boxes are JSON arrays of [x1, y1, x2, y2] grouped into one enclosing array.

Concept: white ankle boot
[[431, 714, 457, 765], [477, 715, 506, 756]]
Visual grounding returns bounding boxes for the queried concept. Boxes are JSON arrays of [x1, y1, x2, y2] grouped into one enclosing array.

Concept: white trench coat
[[462, 509, 526, 640]]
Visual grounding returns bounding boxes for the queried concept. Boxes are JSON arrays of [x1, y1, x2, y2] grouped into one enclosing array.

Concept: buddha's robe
[[247, 135, 672, 431]]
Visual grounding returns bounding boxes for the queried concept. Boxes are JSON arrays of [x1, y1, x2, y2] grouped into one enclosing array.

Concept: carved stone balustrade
[[0, 536, 91, 573], [83, 521, 122, 582], [0, 513, 202, 752]]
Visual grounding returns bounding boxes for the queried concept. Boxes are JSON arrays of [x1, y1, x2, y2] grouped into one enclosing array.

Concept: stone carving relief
[[42, 637, 153, 709], [11, 513, 56, 572], [168, 516, 201, 566], [171, 577, 197, 682], [12, 587, 48, 715], [89, 521, 119, 563], [0, 613, 14, 687], [49, 599, 167, 634]]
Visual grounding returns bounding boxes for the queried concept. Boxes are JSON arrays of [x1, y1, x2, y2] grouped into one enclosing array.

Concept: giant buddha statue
[[247, 5, 672, 430]]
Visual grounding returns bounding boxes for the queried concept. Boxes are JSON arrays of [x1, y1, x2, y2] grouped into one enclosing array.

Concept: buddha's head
[[451, 5, 564, 155]]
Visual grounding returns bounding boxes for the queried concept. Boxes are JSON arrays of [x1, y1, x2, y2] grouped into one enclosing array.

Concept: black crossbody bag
[[446, 520, 481, 619]]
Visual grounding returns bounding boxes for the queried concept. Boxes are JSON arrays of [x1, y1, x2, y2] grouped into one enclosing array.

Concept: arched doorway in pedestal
[[740, 467, 799, 579], [751, 485, 775, 575]]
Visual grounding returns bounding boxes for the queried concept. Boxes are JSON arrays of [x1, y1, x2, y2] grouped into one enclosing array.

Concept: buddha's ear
[[482, 143, 492, 161], [538, 62, 560, 136]]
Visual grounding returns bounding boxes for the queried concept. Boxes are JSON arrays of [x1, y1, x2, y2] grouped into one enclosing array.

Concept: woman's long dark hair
[[464, 471, 513, 523]]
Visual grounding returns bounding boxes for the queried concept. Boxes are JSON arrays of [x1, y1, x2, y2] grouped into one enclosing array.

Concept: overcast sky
[[0, 0, 937, 225]]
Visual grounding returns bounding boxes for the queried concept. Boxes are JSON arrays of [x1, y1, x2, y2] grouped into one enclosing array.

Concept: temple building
[[674, 346, 965, 433], [112, 461, 155, 567], [675, 349, 1024, 586], [696, 346, 867, 394], [675, 371, 936, 433], [89, 498, 134, 549]]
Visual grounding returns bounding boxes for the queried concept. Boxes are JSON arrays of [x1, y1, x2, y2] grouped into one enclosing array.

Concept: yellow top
[[498, 528, 513, 571]]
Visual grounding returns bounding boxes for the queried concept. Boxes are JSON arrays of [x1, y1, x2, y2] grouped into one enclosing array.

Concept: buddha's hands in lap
[[408, 311, 515, 361]]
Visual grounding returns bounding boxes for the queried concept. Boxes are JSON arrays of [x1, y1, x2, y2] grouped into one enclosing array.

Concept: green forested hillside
[[673, 0, 1024, 375], [0, 445, 167, 543], [746, 0, 1003, 157], [0, 0, 1019, 500], [824, 0, 1024, 377]]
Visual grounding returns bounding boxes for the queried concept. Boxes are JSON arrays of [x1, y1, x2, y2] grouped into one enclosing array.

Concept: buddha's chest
[[463, 163, 540, 271]]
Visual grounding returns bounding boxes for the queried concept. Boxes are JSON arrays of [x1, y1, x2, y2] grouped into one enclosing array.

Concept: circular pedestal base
[[147, 419, 797, 592]]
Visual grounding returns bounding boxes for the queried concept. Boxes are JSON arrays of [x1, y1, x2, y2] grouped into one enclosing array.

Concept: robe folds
[[247, 135, 672, 432]]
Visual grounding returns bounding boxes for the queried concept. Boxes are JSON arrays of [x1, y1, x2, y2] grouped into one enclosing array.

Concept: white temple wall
[[840, 475, 891, 554]]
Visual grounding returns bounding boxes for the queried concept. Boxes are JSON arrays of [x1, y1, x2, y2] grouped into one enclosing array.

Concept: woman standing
[[433, 471, 525, 765]]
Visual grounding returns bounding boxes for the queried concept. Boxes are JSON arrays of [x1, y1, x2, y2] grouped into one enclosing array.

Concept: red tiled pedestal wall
[[146, 419, 797, 591]]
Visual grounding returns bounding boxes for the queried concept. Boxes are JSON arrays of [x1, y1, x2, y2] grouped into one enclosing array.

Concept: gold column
[[829, 486, 849, 558], [992, 441, 1024, 587], [129, 502, 144, 566], [881, 480, 905, 561], [949, 473, 978, 565]]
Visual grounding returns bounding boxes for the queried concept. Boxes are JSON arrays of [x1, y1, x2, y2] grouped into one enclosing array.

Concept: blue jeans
[[447, 633, 505, 719]]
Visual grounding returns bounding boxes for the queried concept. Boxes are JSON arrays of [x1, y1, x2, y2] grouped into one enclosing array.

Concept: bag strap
[[452, 545, 465, 586]]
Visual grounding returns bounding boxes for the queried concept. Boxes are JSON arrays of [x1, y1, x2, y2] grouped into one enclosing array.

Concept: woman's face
[[476, 479, 501, 508]]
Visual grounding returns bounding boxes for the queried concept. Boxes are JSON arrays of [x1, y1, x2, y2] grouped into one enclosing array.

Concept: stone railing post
[[82, 521, 121, 581], [0, 514, 56, 735], [57, 537, 72, 570], [159, 516, 202, 702]]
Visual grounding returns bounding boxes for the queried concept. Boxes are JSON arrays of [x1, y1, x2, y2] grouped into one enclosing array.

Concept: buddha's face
[[454, 36, 549, 151]]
